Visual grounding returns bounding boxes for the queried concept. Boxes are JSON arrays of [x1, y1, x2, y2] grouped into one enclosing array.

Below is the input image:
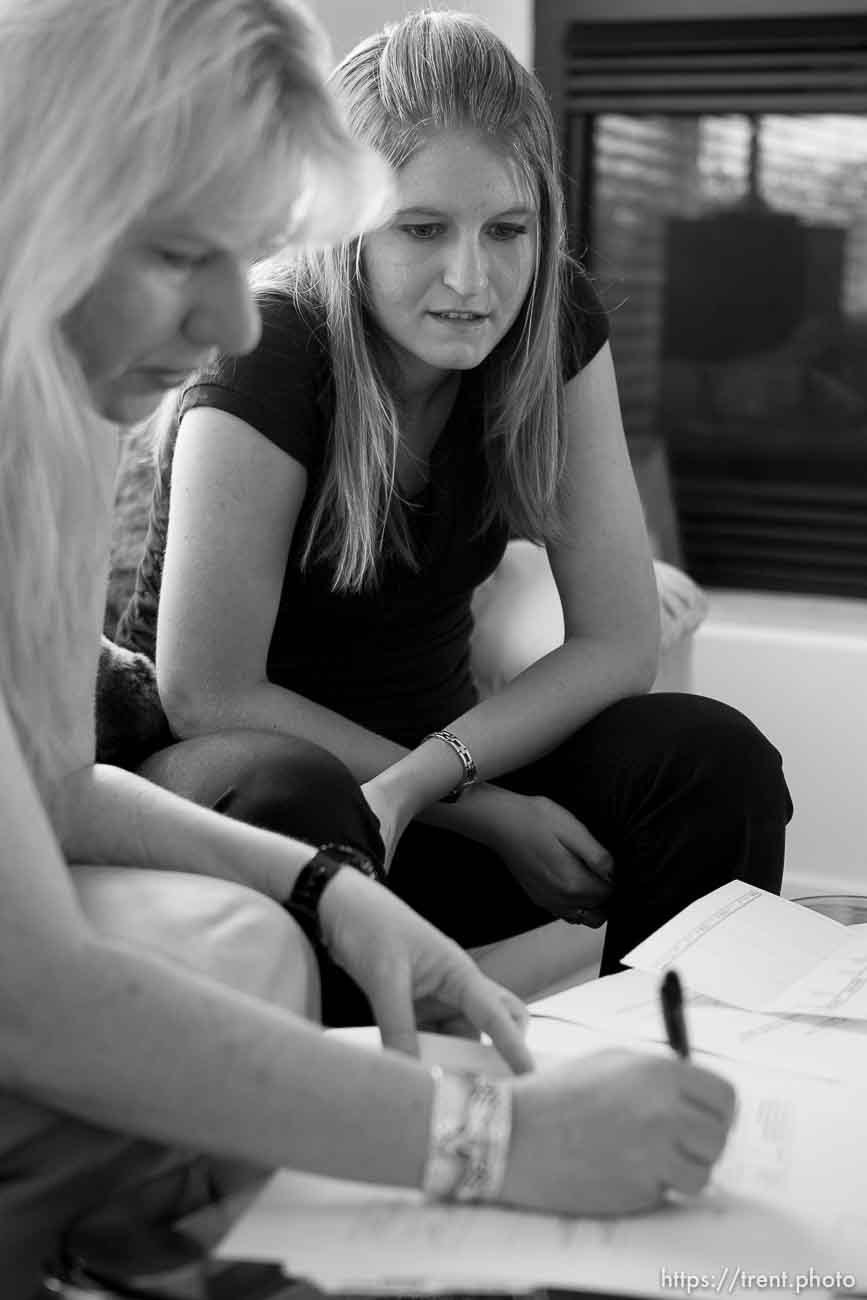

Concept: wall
[[532, 0, 867, 902], [308, 0, 533, 67], [690, 592, 867, 901]]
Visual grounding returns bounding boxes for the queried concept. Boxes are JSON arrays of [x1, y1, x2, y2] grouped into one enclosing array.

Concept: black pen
[[660, 969, 690, 1058]]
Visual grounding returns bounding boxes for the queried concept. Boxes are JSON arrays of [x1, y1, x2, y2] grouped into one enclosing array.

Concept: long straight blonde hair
[[0, 0, 389, 794], [260, 9, 572, 591]]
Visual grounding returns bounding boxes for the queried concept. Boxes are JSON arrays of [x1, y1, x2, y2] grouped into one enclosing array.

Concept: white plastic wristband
[[422, 1066, 512, 1203]]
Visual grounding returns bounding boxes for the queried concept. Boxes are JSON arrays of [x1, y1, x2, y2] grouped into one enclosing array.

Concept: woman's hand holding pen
[[318, 866, 534, 1074], [483, 789, 614, 924], [500, 1049, 737, 1216]]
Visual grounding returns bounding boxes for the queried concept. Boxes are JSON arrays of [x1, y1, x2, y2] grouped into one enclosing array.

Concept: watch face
[[321, 842, 385, 883]]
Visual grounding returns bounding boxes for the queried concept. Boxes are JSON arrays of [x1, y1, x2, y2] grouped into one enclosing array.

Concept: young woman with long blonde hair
[[118, 7, 791, 1025]]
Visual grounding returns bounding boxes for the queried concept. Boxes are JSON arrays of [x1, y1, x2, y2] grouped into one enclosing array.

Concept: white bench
[[690, 589, 867, 902]]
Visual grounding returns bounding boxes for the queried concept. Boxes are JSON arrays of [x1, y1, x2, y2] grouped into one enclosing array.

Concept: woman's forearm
[[158, 677, 517, 845], [372, 633, 658, 824], [453, 632, 657, 774], [57, 762, 317, 899], [165, 676, 408, 783], [1, 696, 431, 1188], [6, 927, 433, 1189], [160, 639, 654, 849], [80, 685, 505, 869], [0, 690, 529, 1190]]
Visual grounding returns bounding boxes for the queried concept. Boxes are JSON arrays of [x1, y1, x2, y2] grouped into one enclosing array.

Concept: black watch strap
[[282, 843, 385, 949], [317, 841, 386, 885], [282, 850, 344, 949]]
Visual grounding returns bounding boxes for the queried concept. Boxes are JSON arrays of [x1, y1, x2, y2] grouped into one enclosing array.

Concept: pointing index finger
[[369, 964, 421, 1060], [463, 981, 535, 1075]]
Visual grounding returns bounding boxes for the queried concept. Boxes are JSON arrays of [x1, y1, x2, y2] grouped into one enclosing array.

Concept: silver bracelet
[[422, 729, 478, 803], [422, 1067, 512, 1203]]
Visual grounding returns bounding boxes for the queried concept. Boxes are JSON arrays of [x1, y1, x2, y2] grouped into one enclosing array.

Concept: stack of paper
[[622, 879, 867, 1020], [217, 884, 867, 1296], [535, 880, 867, 1083]]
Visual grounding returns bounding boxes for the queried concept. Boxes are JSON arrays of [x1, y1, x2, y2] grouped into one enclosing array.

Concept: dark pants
[[0, 1091, 224, 1299], [136, 692, 792, 1018]]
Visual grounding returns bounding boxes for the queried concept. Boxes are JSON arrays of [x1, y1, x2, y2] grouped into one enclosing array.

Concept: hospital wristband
[[421, 1067, 512, 1202]]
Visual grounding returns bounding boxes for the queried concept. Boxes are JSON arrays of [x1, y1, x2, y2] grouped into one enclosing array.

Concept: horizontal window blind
[[675, 475, 867, 597], [565, 16, 867, 114], [559, 13, 867, 597]]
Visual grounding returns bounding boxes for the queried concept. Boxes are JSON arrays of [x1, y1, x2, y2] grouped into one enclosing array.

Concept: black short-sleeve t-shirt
[[116, 265, 609, 746]]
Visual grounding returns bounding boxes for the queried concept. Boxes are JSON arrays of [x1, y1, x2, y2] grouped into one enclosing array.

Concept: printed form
[[622, 880, 867, 1020], [217, 1025, 867, 1296], [533, 968, 867, 1083]]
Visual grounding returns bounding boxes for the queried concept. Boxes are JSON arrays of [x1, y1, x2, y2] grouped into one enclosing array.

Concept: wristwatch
[[282, 842, 384, 949]]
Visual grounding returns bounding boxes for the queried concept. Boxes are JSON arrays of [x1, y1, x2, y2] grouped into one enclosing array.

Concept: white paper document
[[217, 1027, 867, 1296], [534, 967, 867, 1083], [623, 880, 867, 1019]]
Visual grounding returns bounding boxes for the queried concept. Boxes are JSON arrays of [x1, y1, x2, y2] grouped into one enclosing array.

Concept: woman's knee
[[214, 733, 383, 856], [140, 729, 383, 857], [619, 695, 792, 894], [601, 693, 792, 821], [224, 734, 354, 824], [72, 866, 321, 1018], [664, 695, 792, 821]]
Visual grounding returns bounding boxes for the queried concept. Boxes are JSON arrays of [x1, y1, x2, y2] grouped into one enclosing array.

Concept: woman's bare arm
[[148, 409, 549, 850], [155, 408, 409, 777], [153, 362, 656, 856], [57, 760, 319, 899], [1, 688, 735, 1214], [367, 343, 660, 819], [0, 686, 434, 1184]]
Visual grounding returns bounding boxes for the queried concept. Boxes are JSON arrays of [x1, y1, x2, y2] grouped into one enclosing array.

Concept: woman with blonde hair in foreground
[[0, 0, 735, 1294]]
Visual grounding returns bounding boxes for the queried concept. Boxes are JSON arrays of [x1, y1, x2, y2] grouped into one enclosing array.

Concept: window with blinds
[[560, 15, 867, 597]]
